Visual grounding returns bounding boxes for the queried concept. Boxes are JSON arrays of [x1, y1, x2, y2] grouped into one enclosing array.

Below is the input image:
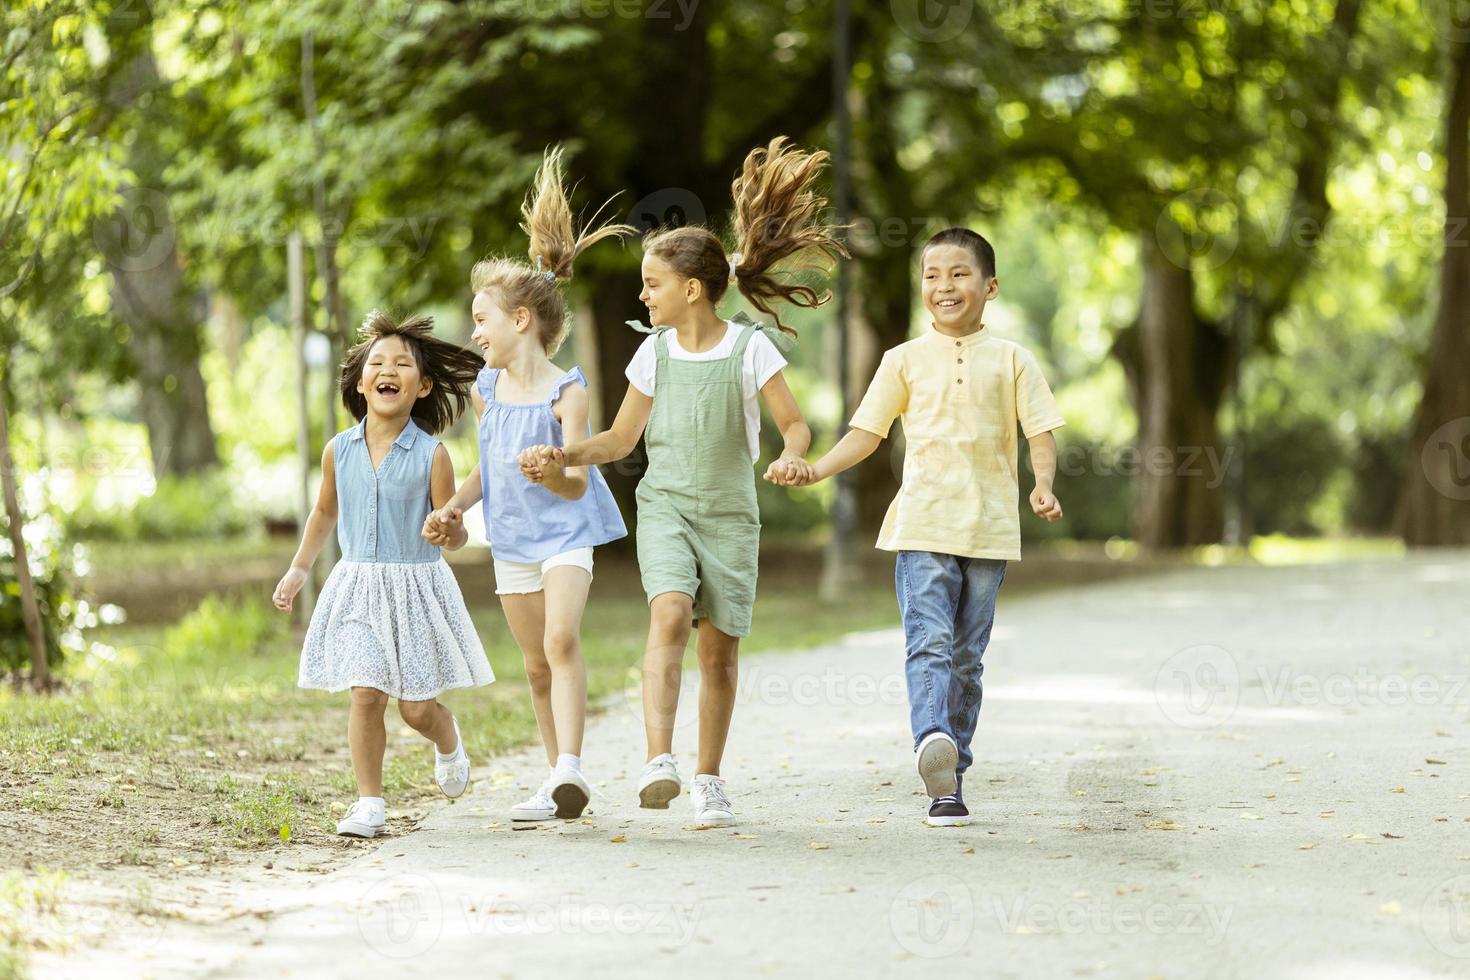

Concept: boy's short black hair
[[922, 227, 996, 279]]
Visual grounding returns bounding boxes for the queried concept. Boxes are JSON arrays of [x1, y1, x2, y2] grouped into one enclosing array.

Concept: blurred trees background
[[4, 0, 1469, 676]]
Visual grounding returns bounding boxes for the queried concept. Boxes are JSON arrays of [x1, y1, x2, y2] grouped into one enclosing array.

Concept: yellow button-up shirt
[[849, 326, 1065, 561]]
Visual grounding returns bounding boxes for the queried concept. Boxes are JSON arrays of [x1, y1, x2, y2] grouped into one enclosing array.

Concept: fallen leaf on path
[[1426, 759, 1446, 765], [1146, 820, 1181, 831], [609, 836, 626, 843], [1345, 834, 1371, 840], [1241, 814, 1265, 821], [808, 843, 830, 850], [963, 847, 975, 855], [1378, 901, 1402, 916], [1392, 787, 1405, 794], [1381, 833, 1404, 839], [733, 834, 756, 840], [1297, 844, 1316, 850]]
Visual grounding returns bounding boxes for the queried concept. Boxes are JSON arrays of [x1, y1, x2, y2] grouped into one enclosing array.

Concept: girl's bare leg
[[643, 591, 694, 759], [348, 686, 390, 796], [541, 566, 592, 758], [501, 592, 557, 766], [694, 621, 740, 776]]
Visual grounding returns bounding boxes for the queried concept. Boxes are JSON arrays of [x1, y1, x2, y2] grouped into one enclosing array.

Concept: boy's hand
[[272, 567, 308, 612], [1029, 486, 1063, 522], [764, 453, 815, 487]]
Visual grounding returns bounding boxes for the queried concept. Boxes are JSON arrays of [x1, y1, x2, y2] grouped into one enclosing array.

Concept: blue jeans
[[896, 550, 1007, 777]]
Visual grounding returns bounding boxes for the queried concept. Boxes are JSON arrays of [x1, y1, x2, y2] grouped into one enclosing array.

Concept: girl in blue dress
[[423, 148, 630, 821], [274, 311, 494, 839]]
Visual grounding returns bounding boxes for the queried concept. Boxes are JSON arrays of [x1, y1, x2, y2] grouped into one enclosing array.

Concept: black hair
[[922, 227, 996, 279], [339, 310, 483, 434]]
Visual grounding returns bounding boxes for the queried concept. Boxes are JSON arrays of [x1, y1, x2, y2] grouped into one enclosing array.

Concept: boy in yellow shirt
[[778, 228, 1065, 827]]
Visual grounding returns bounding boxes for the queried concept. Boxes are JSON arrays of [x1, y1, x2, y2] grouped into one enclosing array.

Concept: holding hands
[[518, 444, 566, 485], [763, 452, 816, 487], [422, 505, 466, 548]]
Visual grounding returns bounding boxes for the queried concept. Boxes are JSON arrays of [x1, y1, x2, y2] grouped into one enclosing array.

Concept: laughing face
[[356, 335, 431, 416], [921, 243, 998, 335]]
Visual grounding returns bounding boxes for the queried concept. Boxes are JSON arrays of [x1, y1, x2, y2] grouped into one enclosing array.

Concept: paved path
[[57, 554, 1470, 978]]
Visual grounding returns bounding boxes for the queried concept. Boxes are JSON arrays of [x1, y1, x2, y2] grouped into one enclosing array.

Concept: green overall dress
[[633, 317, 777, 638]]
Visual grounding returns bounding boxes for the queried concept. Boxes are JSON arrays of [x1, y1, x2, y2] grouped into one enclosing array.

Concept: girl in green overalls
[[518, 137, 846, 828]]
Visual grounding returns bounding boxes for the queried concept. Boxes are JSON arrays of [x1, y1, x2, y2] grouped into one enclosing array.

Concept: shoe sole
[[924, 814, 970, 828], [510, 809, 556, 822], [689, 813, 736, 829], [438, 778, 469, 800], [552, 783, 590, 819], [638, 777, 681, 809], [336, 822, 381, 838], [916, 737, 958, 798]]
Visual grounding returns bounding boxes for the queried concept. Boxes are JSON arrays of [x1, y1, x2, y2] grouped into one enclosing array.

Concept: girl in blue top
[[423, 148, 630, 822], [273, 311, 494, 840]]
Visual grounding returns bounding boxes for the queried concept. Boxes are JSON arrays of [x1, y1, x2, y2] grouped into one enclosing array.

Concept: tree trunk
[[101, 11, 218, 478], [0, 363, 50, 692], [1129, 233, 1231, 549], [1399, 34, 1470, 546]]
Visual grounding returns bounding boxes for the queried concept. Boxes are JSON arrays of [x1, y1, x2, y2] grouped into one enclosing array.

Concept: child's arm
[[538, 383, 592, 501], [802, 428, 885, 485], [1027, 430, 1064, 522], [520, 383, 652, 482], [757, 370, 814, 486], [423, 394, 485, 547], [272, 443, 339, 612], [424, 443, 473, 550]]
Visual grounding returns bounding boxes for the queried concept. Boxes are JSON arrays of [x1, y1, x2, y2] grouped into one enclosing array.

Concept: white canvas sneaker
[[511, 781, 556, 822], [689, 774, 735, 828], [637, 755, 682, 809]]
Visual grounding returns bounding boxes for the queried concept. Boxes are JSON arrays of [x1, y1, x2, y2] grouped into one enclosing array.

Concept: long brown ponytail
[[644, 137, 848, 335]]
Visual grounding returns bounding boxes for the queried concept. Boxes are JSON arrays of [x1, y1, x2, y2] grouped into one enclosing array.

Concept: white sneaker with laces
[[637, 755, 682, 809], [550, 767, 591, 819], [435, 717, 471, 799], [510, 781, 556, 822], [689, 774, 735, 828], [336, 799, 385, 838]]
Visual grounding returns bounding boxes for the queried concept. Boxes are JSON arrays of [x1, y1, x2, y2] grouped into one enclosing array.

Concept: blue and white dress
[[298, 417, 494, 701]]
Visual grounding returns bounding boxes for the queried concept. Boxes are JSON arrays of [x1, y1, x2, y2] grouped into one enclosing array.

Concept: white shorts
[[493, 547, 595, 595]]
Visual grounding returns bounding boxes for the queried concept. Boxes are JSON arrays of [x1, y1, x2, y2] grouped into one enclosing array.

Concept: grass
[[0, 543, 903, 885]]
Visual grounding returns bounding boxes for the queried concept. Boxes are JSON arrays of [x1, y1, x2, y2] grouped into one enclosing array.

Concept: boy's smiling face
[[922, 243, 998, 336]]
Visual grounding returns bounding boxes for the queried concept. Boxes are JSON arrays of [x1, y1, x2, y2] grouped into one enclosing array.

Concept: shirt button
[[955, 341, 961, 347], [957, 358, 963, 364], [956, 378, 964, 384]]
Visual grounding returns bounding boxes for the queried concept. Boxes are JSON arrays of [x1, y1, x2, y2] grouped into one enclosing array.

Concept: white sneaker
[[337, 799, 385, 838], [550, 767, 591, 819], [435, 717, 470, 799], [690, 774, 735, 828], [511, 781, 556, 822], [915, 731, 958, 799], [637, 755, 682, 809]]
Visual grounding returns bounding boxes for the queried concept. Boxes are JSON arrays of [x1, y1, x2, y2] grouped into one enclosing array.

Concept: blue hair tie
[[536, 255, 555, 282]]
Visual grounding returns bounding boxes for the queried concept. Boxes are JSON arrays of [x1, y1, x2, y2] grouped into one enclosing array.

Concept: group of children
[[271, 138, 1065, 837]]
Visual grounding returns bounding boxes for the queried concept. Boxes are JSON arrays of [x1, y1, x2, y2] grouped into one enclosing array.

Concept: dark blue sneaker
[[926, 773, 969, 827]]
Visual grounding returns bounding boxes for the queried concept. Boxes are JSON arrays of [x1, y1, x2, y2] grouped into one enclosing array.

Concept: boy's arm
[[810, 428, 884, 483], [1026, 430, 1063, 522]]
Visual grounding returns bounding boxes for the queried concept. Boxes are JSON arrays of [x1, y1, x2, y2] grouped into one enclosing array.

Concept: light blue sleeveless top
[[477, 365, 628, 564], [332, 417, 440, 564]]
